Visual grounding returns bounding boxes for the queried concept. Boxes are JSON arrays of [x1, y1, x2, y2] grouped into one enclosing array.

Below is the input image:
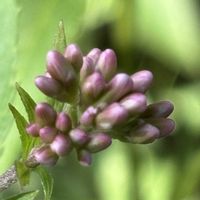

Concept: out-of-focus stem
[[0, 165, 17, 192], [0, 152, 40, 192]]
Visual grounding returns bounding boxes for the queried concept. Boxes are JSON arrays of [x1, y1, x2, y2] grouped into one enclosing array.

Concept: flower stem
[[0, 151, 40, 192], [0, 165, 17, 192]]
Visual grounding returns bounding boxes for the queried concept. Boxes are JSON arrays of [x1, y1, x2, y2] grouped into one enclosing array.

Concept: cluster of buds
[[26, 102, 111, 166], [28, 44, 175, 167]]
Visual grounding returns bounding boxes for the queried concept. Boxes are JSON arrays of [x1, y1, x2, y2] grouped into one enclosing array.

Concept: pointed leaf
[[53, 20, 67, 53], [15, 160, 30, 187], [35, 166, 53, 200], [5, 190, 39, 200], [9, 103, 29, 158], [8, 103, 39, 160], [15, 83, 36, 122]]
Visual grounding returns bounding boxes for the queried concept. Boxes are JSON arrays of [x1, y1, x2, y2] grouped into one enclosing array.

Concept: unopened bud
[[81, 72, 105, 104], [80, 106, 98, 127], [125, 123, 160, 144], [80, 56, 95, 83], [26, 123, 40, 137], [145, 118, 175, 138], [39, 126, 57, 143], [141, 101, 174, 118], [56, 112, 71, 133], [96, 49, 117, 81], [47, 50, 76, 85], [35, 103, 57, 126], [102, 73, 133, 103], [86, 133, 112, 153], [120, 93, 147, 116], [34, 146, 58, 166], [131, 70, 153, 93], [69, 128, 89, 146], [50, 134, 72, 156], [96, 103, 129, 130], [35, 75, 67, 101], [44, 72, 52, 78], [40, 72, 72, 102], [64, 44, 83, 71], [87, 48, 101, 65], [77, 149, 92, 167]]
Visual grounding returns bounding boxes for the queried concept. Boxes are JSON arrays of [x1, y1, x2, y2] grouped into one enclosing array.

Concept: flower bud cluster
[[26, 103, 111, 166], [30, 43, 175, 167], [119, 100, 175, 144]]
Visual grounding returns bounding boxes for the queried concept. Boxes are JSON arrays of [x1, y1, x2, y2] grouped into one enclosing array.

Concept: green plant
[[0, 21, 175, 200]]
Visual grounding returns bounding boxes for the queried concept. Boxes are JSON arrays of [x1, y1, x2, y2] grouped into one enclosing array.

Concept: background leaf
[[35, 166, 54, 200], [5, 190, 39, 200], [0, 0, 18, 140], [133, 0, 200, 77], [0, 0, 21, 174]]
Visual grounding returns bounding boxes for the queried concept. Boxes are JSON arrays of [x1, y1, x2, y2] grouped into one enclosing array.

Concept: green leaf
[[15, 160, 30, 187], [15, 83, 36, 122], [133, 0, 200, 75], [8, 103, 39, 160], [0, 0, 19, 140], [0, 0, 20, 173], [35, 166, 54, 200], [5, 190, 39, 200], [53, 20, 67, 53], [9, 103, 29, 159]]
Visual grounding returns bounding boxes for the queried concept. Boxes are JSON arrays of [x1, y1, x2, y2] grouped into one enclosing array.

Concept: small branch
[[0, 165, 17, 192]]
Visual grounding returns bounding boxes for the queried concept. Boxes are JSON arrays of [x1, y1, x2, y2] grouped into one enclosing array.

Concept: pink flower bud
[[56, 112, 72, 133], [145, 118, 175, 138], [47, 50, 76, 85], [39, 126, 57, 143], [64, 44, 83, 71], [44, 72, 52, 78], [35, 75, 67, 101], [102, 73, 133, 103], [131, 70, 153, 93], [69, 128, 89, 146], [81, 72, 105, 104], [96, 49, 117, 81], [96, 103, 129, 130], [120, 93, 147, 116], [86, 133, 112, 153], [80, 106, 98, 127], [77, 149, 92, 167], [26, 123, 40, 137], [35, 75, 69, 102], [87, 48, 101, 65], [141, 101, 174, 118], [34, 146, 58, 166], [50, 134, 72, 156], [125, 123, 160, 144], [35, 103, 57, 126], [80, 56, 95, 83]]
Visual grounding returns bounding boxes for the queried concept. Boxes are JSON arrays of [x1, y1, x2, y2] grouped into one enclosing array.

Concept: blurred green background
[[0, 0, 200, 199]]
